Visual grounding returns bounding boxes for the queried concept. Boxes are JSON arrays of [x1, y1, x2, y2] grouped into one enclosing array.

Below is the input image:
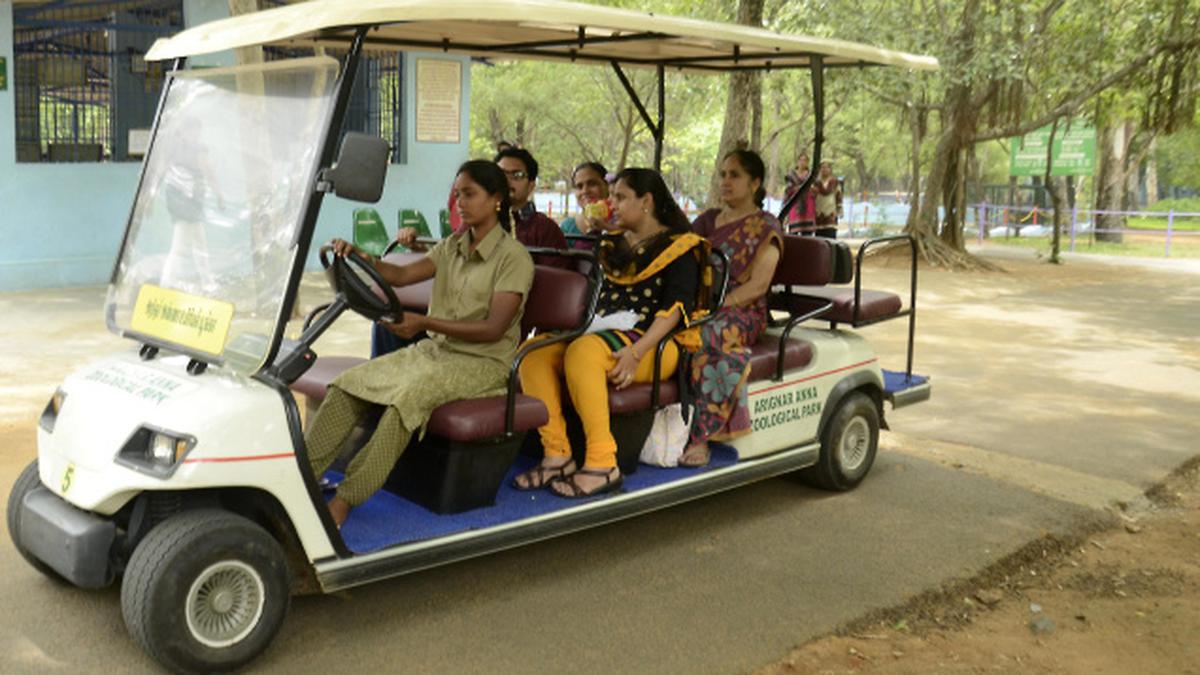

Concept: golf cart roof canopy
[[144, 0, 939, 73]]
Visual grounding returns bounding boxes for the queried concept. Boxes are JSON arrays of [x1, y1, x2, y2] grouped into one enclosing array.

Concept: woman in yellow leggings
[[516, 168, 704, 498]]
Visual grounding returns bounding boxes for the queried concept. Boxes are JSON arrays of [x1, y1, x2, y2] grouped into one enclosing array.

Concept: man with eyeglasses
[[493, 147, 569, 266]]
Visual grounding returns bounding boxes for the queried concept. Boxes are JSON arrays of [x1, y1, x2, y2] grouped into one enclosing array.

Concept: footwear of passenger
[[512, 458, 576, 491], [549, 466, 623, 499], [678, 442, 711, 468]]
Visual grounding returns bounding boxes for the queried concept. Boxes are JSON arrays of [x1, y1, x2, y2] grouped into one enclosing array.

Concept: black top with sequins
[[596, 234, 699, 331]]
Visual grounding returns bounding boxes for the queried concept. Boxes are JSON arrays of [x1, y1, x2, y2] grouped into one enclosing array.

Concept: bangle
[[628, 345, 642, 361]]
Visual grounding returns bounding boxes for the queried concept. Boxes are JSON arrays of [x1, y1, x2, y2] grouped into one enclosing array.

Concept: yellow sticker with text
[[130, 284, 234, 356]]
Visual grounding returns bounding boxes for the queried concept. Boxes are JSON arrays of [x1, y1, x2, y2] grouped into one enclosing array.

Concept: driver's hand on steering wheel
[[382, 312, 427, 339], [330, 238, 372, 261]]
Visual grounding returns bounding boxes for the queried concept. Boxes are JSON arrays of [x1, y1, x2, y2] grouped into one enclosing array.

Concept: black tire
[[6, 460, 66, 581], [800, 391, 879, 491], [121, 509, 290, 673]]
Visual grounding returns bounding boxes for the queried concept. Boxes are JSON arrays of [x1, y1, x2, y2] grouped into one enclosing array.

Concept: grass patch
[[984, 234, 1200, 258]]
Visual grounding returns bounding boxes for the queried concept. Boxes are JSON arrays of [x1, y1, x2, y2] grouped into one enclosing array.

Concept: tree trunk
[[1094, 121, 1129, 243], [706, 0, 764, 207], [1048, 176, 1069, 263], [904, 108, 925, 231], [906, 0, 994, 268], [1144, 137, 1159, 206]]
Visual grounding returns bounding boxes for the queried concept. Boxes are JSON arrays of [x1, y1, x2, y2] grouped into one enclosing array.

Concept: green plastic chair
[[398, 209, 433, 241], [439, 209, 450, 237], [352, 208, 390, 257]]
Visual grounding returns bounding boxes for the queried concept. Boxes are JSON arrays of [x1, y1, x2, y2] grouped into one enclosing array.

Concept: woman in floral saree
[[680, 150, 783, 466]]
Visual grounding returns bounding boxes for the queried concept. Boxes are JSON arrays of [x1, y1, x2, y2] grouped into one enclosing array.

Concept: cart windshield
[[107, 57, 339, 375]]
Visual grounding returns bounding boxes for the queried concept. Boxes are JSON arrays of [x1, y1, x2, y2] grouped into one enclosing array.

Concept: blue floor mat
[[882, 369, 928, 394], [335, 443, 739, 554]]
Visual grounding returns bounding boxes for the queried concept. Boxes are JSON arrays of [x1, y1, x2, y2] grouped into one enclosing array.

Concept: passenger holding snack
[[560, 161, 616, 242], [516, 168, 708, 498], [679, 149, 783, 467], [306, 161, 534, 526]]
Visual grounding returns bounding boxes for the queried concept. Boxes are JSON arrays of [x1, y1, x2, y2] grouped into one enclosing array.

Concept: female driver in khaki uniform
[[306, 160, 534, 526]]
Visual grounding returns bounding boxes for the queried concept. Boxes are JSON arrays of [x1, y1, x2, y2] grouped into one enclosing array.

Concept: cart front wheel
[[121, 509, 290, 672], [801, 391, 879, 491]]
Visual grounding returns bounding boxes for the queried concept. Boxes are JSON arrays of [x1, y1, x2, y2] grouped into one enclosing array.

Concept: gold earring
[[495, 203, 502, 213]]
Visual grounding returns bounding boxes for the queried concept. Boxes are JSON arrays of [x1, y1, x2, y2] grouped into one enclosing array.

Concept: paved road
[[2, 250, 1197, 673]]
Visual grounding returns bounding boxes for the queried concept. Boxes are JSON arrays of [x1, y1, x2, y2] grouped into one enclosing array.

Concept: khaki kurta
[[332, 225, 534, 431]]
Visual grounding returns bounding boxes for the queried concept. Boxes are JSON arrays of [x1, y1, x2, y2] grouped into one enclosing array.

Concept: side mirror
[[324, 132, 389, 203]]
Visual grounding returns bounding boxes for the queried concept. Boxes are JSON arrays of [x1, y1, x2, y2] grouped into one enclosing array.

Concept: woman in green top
[[306, 160, 535, 526]]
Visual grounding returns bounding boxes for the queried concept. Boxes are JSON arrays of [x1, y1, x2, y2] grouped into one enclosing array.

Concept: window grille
[[14, 2, 406, 164], [13, 1, 183, 163], [266, 45, 407, 164]]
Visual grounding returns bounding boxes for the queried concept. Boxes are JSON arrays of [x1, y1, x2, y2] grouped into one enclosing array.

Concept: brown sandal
[[512, 458, 576, 491], [549, 467, 623, 499], [678, 442, 711, 468]]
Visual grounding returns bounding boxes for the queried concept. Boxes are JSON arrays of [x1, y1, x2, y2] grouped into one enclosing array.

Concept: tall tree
[[706, 0, 765, 207]]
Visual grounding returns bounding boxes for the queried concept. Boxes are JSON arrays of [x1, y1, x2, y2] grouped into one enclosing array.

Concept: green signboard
[[1009, 124, 1096, 177], [0, 57, 7, 91]]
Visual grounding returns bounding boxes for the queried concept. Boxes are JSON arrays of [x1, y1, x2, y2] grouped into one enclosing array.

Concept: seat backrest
[[830, 240, 854, 284], [521, 264, 592, 336], [353, 208, 390, 257], [771, 235, 835, 286], [438, 209, 450, 237], [380, 251, 433, 312]]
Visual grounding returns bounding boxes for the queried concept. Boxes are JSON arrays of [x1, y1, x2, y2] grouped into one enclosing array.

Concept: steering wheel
[[319, 244, 404, 323]]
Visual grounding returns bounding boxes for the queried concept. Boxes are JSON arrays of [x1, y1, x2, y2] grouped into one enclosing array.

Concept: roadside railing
[[969, 203, 1200, 257]]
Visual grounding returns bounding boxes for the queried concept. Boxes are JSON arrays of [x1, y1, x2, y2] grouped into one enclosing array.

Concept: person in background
[[813, 160, 842, 238], [783, 152, 815, 234], [679, 149, 783, 467], [306, 160, 534, 526], [559, 161, 617, 246], [493, 146, 570, 263]]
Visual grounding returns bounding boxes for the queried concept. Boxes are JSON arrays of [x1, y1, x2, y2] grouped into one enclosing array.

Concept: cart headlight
[[115, 426, 196, 478], [40, 388, 68, 433]]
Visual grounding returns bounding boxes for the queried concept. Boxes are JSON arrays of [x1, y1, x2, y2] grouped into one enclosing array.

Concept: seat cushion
[[291, 356, 366, 401], [426, 394, 549, 442], [607, 380, 679, 415], [291, 356, 548, 443], [787, 286, 903, 325], [747, 335, 814, 382]]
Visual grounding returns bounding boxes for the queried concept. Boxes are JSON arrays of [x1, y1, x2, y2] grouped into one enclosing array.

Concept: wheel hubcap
[[185, 560, 266, 648], [838, 417, 871, 472]]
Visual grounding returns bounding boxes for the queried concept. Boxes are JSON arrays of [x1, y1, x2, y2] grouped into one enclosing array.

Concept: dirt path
[[759, 250, 1200, 675]]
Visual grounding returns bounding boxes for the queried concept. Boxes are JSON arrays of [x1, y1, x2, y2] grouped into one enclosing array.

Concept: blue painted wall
[[0, 0, 470, 291]]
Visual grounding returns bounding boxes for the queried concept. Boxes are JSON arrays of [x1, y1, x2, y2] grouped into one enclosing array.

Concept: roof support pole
[[654, 64, 665, 171], [611, 61, 665, 170], [776, 55, 824, 223]]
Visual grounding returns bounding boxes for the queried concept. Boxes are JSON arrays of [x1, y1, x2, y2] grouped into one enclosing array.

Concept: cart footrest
[[882, 369, 930, 409]]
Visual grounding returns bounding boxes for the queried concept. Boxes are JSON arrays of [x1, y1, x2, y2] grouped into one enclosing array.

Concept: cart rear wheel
[[800, 391, 879, 491], [7, 460, 66, 581], [121, 509, 290, 672]]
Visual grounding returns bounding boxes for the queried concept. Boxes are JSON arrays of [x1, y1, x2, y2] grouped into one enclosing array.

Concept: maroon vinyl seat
[[748, 334, 814, 381], [291, 263, 591, 443], [291, 356, 550, 442], [784, 286, 903, 325], [768, 234, 904, 326], [380, 251, 432, 312]]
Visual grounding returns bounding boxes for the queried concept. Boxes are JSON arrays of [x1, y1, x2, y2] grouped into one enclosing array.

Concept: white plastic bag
[[585, 310, 639, 334], [639, 403, 689, 467]]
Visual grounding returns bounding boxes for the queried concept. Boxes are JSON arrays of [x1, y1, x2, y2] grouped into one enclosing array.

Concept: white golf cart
[[7, 1, 936, 671]]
